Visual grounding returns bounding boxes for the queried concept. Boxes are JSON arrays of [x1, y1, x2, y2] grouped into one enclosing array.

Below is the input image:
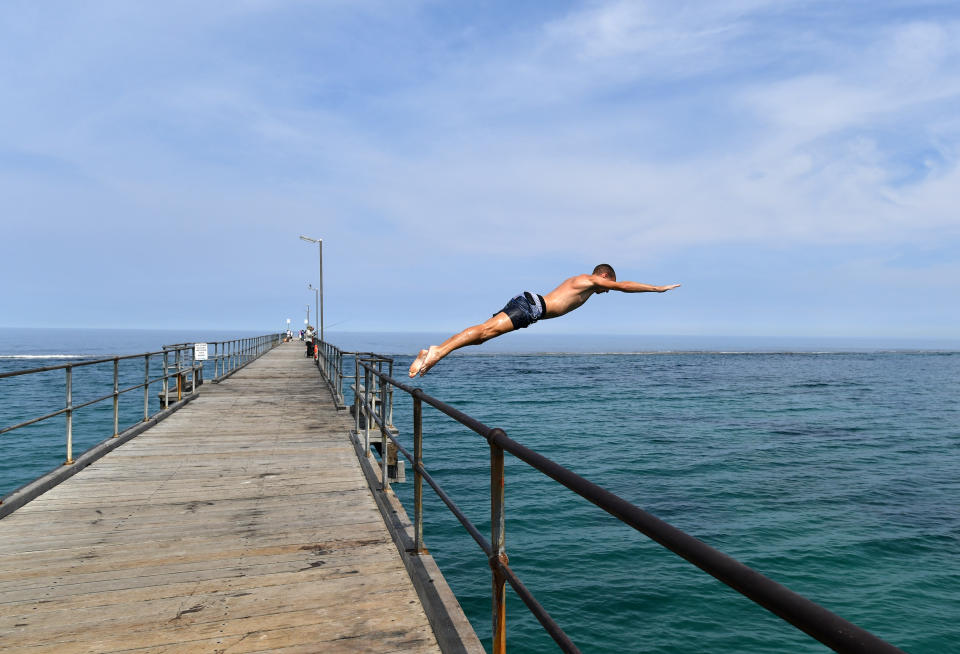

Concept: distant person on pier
[[408, 264, 680, 377]]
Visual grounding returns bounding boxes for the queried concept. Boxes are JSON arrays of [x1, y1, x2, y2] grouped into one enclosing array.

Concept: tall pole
[[319, 240, 324, 342], [300, 235, 324, 342], [309, 284, 319, 337]]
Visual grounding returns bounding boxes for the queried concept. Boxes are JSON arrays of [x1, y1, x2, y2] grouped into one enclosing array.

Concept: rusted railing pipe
[[490, 438, 506, 654], [112, 358, 119, 437], [380, 371, 389, 492], [65, 366, 73, 465], [413, 395, 424, 554]]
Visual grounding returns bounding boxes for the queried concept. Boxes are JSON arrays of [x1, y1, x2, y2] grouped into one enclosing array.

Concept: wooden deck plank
[[0, 343, 447, 653]]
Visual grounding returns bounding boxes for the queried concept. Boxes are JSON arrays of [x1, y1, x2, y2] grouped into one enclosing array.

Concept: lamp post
[[299, 235, 323, 342], [308, 283, 319, 333]]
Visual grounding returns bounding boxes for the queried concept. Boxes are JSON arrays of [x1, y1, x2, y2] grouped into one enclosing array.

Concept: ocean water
[[2, 329, 958, 653]]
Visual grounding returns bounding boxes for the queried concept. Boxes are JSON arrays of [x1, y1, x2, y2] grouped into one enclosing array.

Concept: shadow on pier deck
[[0, 342, 481, 653]]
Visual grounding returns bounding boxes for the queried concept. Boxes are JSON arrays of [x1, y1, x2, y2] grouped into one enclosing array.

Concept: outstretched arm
[[590, 275, 681, 293]]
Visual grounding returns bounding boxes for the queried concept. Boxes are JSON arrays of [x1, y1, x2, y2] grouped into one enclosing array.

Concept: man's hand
[[657, 284, 681, 292]]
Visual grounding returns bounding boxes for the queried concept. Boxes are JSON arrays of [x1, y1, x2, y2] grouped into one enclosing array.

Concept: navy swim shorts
[[495, 292, 546, 329]]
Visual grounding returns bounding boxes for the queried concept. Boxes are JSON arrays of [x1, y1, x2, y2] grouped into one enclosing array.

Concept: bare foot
[[417, 345, 443, 377], [409, 349, 428, 378]]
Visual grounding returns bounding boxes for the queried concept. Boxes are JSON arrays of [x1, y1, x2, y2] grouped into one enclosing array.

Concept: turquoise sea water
[[2, 328, 958, 653]]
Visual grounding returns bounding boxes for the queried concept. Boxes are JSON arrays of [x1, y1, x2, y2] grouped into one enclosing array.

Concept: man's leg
[[409, 312, 515, 377]]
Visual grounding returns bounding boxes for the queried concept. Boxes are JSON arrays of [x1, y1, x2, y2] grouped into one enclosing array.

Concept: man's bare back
[[408, 264, 680, 377]]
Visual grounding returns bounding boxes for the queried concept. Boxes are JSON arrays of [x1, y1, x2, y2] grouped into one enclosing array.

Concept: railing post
[[65, 366, 74, 464], [363, 365, 371, 456], [353, 356, 360, 436], [413, 394, 424, 554], [162, 350, 170, 409], [176, 349, 183, 401], [143, 354, 150, 421], [337, 350, 344, 404], [387, 359, 395, 429], [380, 370, 389, 490], [112, 358, 119, 437], [195, 349, 202, 391], [491, 436, 507, 654]]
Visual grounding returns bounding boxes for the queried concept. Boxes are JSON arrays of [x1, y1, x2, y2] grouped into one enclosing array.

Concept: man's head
[[592, 263, 616, 293], [592, 263, 616, 280]]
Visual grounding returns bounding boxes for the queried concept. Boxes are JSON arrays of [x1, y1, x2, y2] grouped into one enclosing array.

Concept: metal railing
[[0, 333, 282, 475], [315, 341, 905, 654], [163, 334, 282, 384], [310, 339, 396, 429]]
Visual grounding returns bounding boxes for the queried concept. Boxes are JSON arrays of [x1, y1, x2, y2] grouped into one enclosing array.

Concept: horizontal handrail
[[340, 351, 905, 654], [0, 407, 71, 435], [0, 350, 171, 379]]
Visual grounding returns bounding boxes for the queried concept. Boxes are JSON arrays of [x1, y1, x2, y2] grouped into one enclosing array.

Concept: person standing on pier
[[408, 264, 680, 377]]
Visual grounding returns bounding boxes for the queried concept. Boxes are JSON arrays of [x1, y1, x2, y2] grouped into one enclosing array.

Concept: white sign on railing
[[194, 343, 208, 361]]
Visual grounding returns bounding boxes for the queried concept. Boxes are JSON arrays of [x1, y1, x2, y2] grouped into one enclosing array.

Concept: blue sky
[[1, 1, 959, 344]]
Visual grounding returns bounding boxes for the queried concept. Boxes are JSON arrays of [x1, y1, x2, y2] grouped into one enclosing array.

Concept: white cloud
[[541, 0, 768, 62]]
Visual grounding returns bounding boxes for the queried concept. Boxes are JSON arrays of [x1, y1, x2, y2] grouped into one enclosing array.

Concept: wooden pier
[[0, 342, 480, 653]]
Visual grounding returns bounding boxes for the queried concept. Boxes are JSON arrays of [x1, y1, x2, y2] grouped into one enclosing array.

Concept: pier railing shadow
[[314, 339, 905, 654], [0, 333, 282, 515]]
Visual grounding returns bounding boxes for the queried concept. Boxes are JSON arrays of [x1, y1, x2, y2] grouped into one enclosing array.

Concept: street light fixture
[[299, 235, 323, 342]]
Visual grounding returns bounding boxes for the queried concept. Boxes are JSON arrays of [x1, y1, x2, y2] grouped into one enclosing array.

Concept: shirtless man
[[408, 264, 680, 377]]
